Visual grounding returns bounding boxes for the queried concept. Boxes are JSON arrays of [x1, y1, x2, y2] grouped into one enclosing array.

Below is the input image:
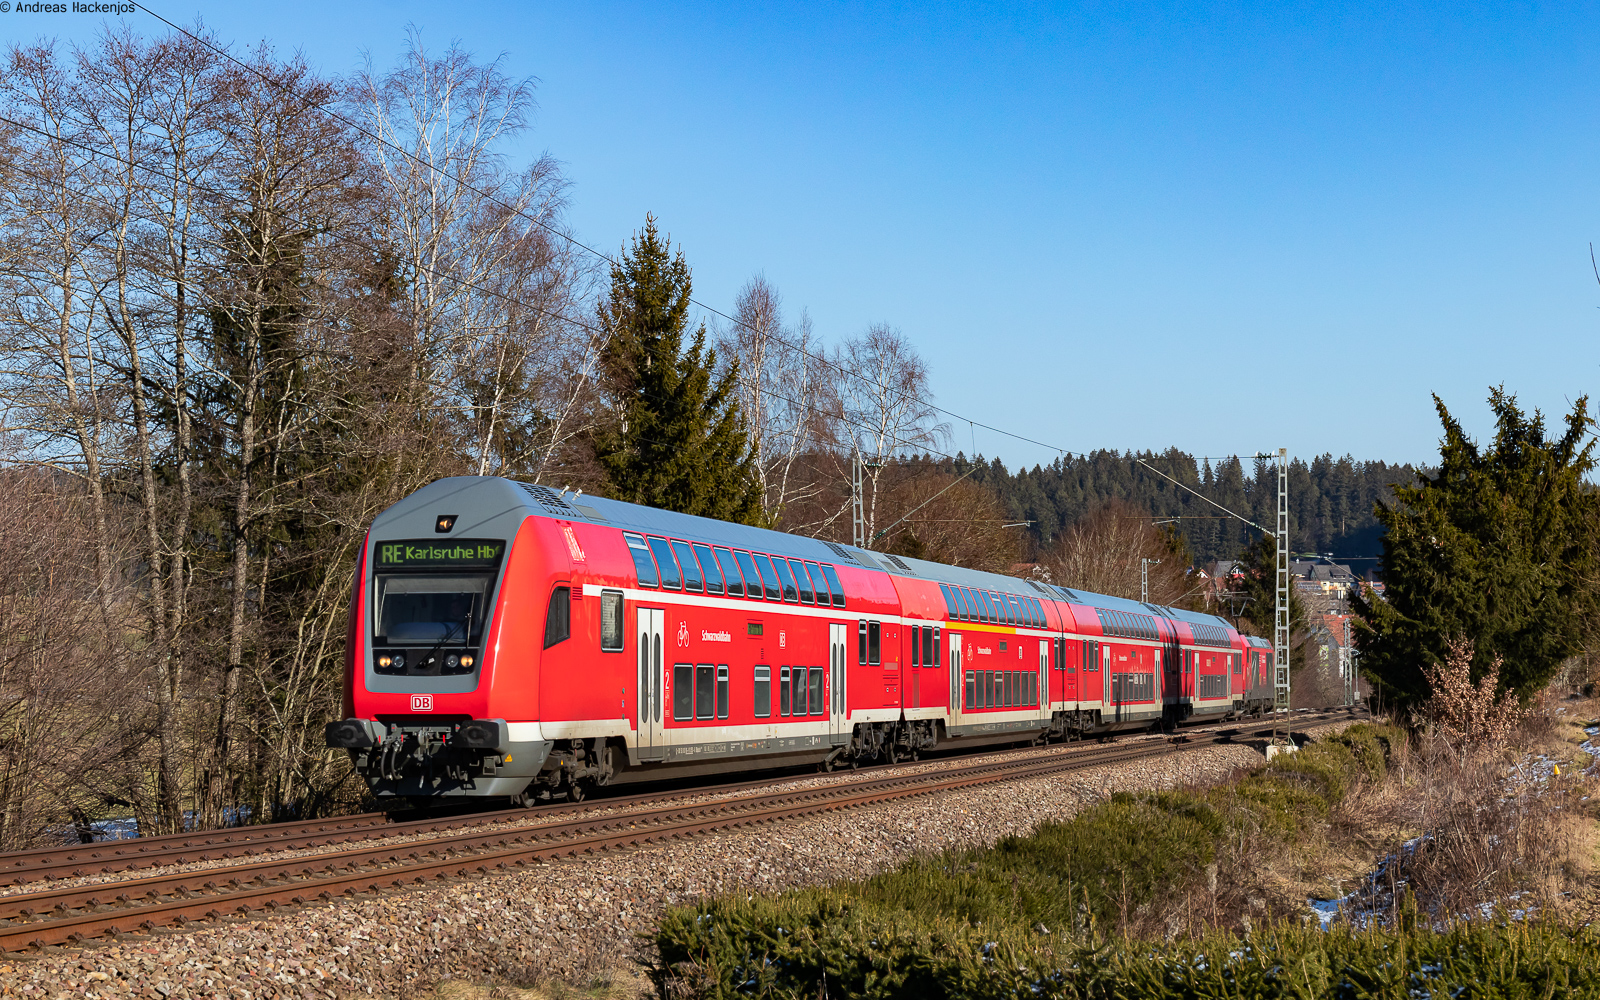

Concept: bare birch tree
[[716, 275, 832, 525], [828, 324, 947, 545]]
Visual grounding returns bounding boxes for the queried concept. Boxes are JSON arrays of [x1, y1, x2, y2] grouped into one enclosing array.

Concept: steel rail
[[0, 711, 1357, 952]]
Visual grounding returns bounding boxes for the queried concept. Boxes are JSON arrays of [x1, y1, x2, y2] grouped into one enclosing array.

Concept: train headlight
[[460, 655, 475, 668], [377, 655, 392, 668], [391, 652, 406, 670], [446, 654, 460, 669]]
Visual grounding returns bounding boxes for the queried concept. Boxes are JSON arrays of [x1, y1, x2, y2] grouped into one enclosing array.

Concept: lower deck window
[[809, 667, 824, 716], [673, 664, 693, 720], [792, 668, 806, 716], [696, 665, 714, 719], [754, 665, 771, 718]]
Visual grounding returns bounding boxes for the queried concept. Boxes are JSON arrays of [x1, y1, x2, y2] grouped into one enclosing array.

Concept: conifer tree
[[1353, 389, 1598, 710], [593, 216, 762, 523]]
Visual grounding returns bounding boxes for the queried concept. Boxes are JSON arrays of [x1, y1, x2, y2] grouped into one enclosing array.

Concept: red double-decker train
[[326, 477, 1276, 805]]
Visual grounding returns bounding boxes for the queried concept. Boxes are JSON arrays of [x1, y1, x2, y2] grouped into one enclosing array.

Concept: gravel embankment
[[0, 720, 1354, 999]]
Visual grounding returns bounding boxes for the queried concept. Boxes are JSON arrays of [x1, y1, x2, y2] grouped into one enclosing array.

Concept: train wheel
[[819, 757, 835, 773], [567, 780, 586, 803], [885, 743, 899, 766]]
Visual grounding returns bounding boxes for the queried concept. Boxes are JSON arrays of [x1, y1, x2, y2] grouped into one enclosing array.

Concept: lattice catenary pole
[[1274, 447, 1291, 724]]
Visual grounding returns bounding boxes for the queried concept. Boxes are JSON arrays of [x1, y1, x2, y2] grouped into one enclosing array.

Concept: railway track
[[0, 708, 1358, 953]]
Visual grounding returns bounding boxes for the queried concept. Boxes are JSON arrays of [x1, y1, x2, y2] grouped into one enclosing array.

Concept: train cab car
[[327, 476, 1268, 807]]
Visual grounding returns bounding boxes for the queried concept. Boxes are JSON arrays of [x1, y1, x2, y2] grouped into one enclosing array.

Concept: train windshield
[[374, 574, 492, 645], [369, 538, 506, 660]]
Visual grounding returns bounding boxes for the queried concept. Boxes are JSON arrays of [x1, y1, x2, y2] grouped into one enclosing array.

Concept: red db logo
[[410, 694, 433, 712]]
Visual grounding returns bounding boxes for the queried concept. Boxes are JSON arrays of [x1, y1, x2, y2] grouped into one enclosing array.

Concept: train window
[[803, 563, 827, 605], [868, 622, 881, 665], [1233, 653, 1242, 675], [987, 671, 997, 709], [696, 664, 715, 720], [1008, 595, 1023, 626], [1032, 598, 1045, 626], [932, 627, 941, 668], [543, 586, 571, 648], [693, 544, 723, 595], [808, 667, 824, 716], [858, 621, 868, 665], [648, 538, 681, 590], [752, 554, 782, 600], [772, 558, 799, 602], [939, 584, 959, 618], [911, 628, 920, 667], [952, 587, 971, 620], [600, 590, 624, 651], [673, 664, 693, 720], [671, 541, 703, 592], [754, 665, 771, 717], [715, 548, 745, 597], [972, 590, 989, 622], [790, 560, 814, 604], [717, 665, 729, 719], [819, 564, 846, 608], [792, 667, 807, 715], [923, 626, 934, 668], [623, 533, 658, 588], [734, 551, 763, 598], [964, 670, 975, 708], [779, 667, 791, 716]]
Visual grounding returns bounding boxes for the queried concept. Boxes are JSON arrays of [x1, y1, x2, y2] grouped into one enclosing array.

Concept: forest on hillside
[[960, 450, 1420, 567]]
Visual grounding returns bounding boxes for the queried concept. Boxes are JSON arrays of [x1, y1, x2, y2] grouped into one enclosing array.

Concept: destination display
[[375, 539, 505, 569]]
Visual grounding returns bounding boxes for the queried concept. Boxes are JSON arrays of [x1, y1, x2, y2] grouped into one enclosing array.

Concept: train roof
[[403, 477, 1236, 634]]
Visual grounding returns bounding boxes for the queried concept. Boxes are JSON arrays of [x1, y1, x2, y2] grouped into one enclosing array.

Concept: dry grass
[[1312, 693, 1600, 926]]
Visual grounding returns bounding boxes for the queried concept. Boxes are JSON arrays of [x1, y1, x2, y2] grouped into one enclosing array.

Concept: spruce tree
[[593, 216, 763, 524], [1353, 389, 1598, 710]]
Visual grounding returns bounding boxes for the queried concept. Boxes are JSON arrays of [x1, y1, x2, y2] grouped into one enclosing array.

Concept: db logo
[[677, 621, 690, 647], [410, 694, 433, 712]]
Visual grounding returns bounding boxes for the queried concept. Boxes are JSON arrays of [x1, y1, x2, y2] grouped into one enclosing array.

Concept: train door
[[948, 633, 964, 728], [637, 607, 664, 759], [829, 623, 848, 743], [1103, 644, 1112, 706], [1038, 640, 1049, 720]]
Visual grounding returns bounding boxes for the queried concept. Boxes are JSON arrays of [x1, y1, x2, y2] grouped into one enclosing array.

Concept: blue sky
[[13, 2, 1600, 470]]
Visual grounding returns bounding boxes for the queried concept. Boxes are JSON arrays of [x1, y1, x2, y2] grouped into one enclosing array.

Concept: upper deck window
[[751, 554, 782, 600], [771, 557, 799, 602], [819, 564, 846, 608], [694, 543, 724, 595], [671, 540, 703, 592], [714, 547, 744, 597], [733, 551, 763, 599], [623, 532, 658, 588], [647, 537, 681, 590], [792, 560, 815, 604], [939, 583, 958, 618]]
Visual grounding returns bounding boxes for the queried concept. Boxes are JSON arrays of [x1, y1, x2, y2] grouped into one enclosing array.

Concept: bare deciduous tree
[[716, 275, 832, 525], [1040, 499, 1193, 605]]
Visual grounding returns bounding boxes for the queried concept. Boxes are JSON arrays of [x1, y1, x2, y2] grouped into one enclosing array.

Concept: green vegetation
[[654, 909, 1600, 999], [656, 724, 1553, 999], [594, 216, 763, 524], [1354, 390, 1600, 710]]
